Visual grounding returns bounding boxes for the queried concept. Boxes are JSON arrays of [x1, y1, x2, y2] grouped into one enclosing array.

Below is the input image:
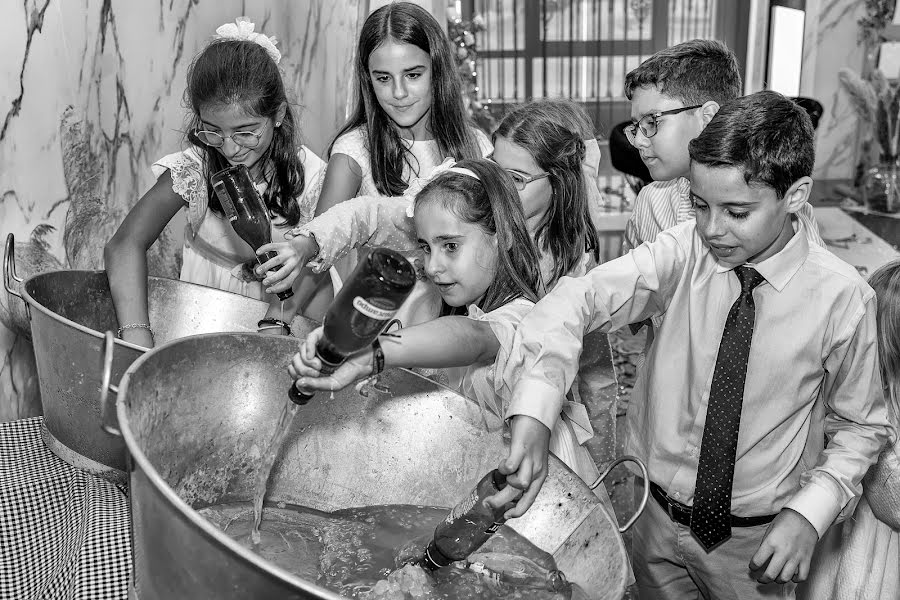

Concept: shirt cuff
[[505, 378, 564, 432], [782, 480, 843, 538]]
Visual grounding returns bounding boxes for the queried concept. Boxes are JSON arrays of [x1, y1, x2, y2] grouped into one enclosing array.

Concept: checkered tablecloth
[[0, 417, 131, 599]]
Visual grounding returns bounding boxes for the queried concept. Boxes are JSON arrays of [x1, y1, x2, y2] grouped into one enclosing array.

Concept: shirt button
[[689, 447, 698, 458], [672, 491, 681, 500]]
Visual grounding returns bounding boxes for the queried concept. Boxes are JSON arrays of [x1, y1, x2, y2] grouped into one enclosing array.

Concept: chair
[[608, 121, 653, 195], [791, 97, 824, 130]]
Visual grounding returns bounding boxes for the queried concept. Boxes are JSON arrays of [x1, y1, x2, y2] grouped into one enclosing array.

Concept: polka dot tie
[[690, 266, 766, 551]]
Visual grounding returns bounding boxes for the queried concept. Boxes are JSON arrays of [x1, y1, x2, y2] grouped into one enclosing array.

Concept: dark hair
[[624, 39, 742, 106], [330, 2, 483, 196], [494, 99, 600, 289], [688, 90, 815, 198], [415, 158, 542, 313], [185, 39, 305, 226]]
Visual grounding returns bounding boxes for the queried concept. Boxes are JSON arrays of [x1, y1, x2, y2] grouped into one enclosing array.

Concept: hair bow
[[214, 17, 281, 65]]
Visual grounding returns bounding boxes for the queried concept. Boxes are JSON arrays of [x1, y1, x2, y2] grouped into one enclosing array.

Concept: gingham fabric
[[0, 417, 131, 599]]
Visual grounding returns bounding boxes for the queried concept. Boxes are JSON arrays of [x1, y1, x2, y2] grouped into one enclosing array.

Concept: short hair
[[688, 90, 815, 198], [624, 39, 742, 106]]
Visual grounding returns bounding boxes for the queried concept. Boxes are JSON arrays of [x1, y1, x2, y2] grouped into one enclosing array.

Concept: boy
[[621, 39, 823, 251], [493, 91, 893, 599]]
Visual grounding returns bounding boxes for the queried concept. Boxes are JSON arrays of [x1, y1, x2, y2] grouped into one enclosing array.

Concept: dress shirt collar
[[713, 215, 809, 292]]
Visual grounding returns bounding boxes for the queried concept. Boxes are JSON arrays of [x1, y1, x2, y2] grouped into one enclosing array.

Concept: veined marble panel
[[802, 0, 867, 181], [0, 0, 360, 421]]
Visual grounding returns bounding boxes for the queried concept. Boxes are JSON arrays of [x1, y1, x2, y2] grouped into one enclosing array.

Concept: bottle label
[[353, 296, 396, 320], [446, 489, 480, 524], [484, 521, 502, 535]]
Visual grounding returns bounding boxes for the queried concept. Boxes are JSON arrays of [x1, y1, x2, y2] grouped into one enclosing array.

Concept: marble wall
[[801, 0, 868, 181], [0, 0, 361, 421]]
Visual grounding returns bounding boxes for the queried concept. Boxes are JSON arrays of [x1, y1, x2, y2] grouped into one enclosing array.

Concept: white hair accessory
[[214, 17, 281, 65], [446, 166, 481, 180]]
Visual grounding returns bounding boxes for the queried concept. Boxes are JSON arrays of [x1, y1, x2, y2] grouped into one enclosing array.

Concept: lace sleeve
[[152, 149, 207, 234]]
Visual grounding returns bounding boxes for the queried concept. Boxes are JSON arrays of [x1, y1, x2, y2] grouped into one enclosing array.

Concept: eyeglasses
[[624, 104, 703, 145], [194, 123, 269, 149], [505, 169, 550, 191]]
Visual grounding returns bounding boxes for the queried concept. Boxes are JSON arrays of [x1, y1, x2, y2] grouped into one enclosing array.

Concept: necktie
[[690, 265, 766, 551]]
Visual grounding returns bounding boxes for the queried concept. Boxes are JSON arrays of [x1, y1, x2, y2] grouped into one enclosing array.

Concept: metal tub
[[115, 332, 642, 600], [3, 233, 310, 483]]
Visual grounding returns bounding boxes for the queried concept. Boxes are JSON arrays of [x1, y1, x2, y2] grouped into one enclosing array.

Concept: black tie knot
[[735, 266, 765, 295]]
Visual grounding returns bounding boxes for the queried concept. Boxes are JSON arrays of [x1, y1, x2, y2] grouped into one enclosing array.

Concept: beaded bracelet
[[257, 317, 291, 335], [372, 337, 385, 375], [117, 323, 154, 339]]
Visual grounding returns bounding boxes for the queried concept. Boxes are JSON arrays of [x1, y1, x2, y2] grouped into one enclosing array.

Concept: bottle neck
[[421, 541, 453, 571]]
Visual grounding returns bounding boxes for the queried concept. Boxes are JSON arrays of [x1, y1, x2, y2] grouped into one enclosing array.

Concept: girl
[[287, 158, 613, 514], [801, 259, 900, 599], [281, 2, 492, 321], [262, 100, 617, 469], [104, 18, 326, 348], [260, 99, 602, 295]]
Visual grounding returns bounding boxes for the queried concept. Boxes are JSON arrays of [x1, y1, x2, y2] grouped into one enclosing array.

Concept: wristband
[[117, 323, 153, 339], [257, 317, 291, 335]]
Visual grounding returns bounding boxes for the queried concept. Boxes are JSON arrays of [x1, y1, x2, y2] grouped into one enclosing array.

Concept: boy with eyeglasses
[[495, 90, 892, 600], [621, 39, 823, 253]]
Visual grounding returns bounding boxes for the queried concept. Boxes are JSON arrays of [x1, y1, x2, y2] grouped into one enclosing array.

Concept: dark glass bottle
[[421, 469, 520, 570], [288, 247, 416, 404], [210, 164, 293, 300]]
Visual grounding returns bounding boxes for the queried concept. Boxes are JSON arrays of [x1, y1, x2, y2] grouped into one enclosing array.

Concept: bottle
[[209, 164, 293, 300], [420, 469, 520, 570], [288, 247, 416, 404]]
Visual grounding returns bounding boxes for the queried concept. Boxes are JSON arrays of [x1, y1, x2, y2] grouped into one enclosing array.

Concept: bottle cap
[[288, 383, 313, 405]]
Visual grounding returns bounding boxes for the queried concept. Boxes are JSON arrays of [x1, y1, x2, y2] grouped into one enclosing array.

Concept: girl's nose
[[221, 137, 242, 158], [424, 254, 443, 279], [392, 79, 408, 100]]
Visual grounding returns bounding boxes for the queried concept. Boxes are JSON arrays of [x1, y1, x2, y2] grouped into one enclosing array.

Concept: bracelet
[[117, 323, 154, 339], [257, 318, 291, 335], [372, 337, 385, 375]]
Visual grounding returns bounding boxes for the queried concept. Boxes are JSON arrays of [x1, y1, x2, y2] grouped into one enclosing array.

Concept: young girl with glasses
[[104, 19, 326, 348]]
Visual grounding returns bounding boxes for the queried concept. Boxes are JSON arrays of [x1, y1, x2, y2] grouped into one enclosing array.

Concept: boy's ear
[[783, 176, 813, 214], [699, 100, 720, 127]]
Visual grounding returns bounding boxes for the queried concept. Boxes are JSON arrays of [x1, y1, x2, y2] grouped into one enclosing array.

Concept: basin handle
[[99, 331, 122, 437], [3, 233, 24, 300], [590, 455, 649, 533]]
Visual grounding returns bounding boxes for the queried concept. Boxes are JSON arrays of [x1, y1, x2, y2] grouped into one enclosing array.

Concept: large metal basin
[[116, 332, 634, 600], [3, 233, 312, 483]]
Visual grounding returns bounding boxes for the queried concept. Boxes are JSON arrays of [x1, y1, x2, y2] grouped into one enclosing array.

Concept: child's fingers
[[256, 242, 279, 254], [293, 376, 338, 392], [775, 559, 797, 585], [498, 445, 526, 479], [292, 349, 322, 374], [505, 469, 546, 519], [794, 558, 810, 583], [759, 550, 786, 585], [483, 485, 521, 511]]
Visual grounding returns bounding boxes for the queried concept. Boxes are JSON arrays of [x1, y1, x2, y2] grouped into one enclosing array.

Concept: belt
[[649, 482, 777, 528]]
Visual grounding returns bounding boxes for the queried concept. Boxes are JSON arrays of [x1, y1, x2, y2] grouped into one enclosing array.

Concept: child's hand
[[749, 508, 817, 584], [256, 234, 319, 294], [287, 326, 375, 392], [486, 415, 551, 519]]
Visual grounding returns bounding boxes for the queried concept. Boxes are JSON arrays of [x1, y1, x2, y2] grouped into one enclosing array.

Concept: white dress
[[326, 127, 492, 328], [152, 146, 325, 301]]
